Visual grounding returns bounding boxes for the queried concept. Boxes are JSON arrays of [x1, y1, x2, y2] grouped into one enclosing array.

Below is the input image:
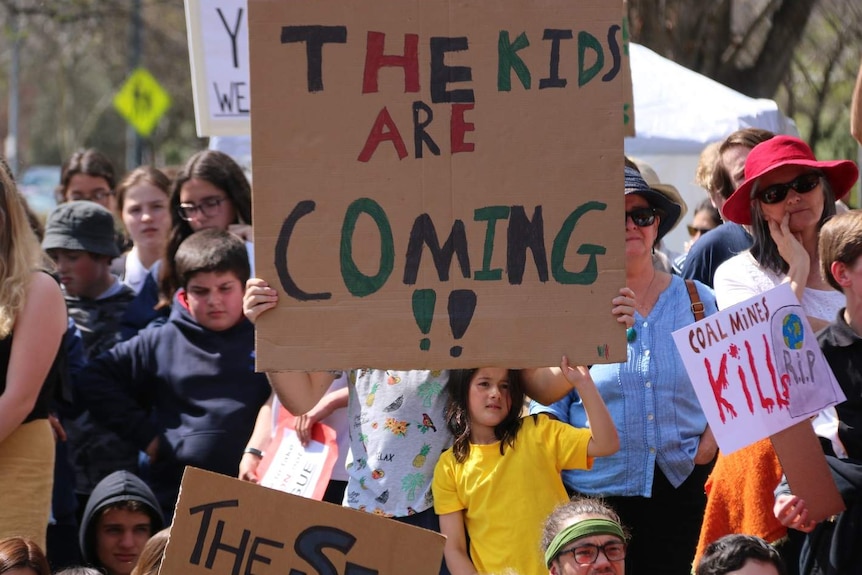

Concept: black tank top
[[0, 273, 65, 422]]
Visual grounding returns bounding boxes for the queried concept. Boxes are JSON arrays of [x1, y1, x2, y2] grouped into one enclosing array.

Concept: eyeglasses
[[177, 196, 228, 221], [757, 172, 821, 205], [557, 541, 627, 565], [69, 189, 114, 202], [625, 207, 657, 227], [687, 225, 713, 237]]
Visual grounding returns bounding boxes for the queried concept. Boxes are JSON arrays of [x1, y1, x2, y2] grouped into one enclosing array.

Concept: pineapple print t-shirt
[[344, 369, 450, 517]]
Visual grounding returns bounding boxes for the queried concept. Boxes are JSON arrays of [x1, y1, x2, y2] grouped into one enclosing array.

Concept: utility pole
[[125, 0, 143, 170], [5, 9, 20, 177]]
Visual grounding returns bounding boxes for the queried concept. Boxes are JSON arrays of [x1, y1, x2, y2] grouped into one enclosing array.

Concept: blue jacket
[[531, 276, 718, 496], [78, 296, 271, 514], [681, 222, 752, 288]]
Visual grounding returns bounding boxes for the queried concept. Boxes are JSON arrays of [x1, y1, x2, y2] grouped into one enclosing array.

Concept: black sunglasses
[[625, 207, 657, 227], [687, 225, 713, 237], [757, 172, 821, 205]]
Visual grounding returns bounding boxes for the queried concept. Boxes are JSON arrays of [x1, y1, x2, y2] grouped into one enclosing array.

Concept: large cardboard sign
[[184, 0, 251, 136], [249, 0, 626, 371], [621, 0, 635, 137], [672, 283, 845, 455], [161, 467, 445, 575]]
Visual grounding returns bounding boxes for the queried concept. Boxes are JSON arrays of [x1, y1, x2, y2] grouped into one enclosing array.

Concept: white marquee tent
[[212, 43, 799, 255], [624, 42, 797, 254]]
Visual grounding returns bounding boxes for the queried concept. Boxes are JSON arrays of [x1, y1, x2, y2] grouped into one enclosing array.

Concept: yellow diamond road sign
[[114, 68, 171, 137]]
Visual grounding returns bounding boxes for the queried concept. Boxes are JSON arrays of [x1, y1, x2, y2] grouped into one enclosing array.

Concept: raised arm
[[560, 356, 619, 457], [243, 277, 338, 413], [267, 371, 337, 416]]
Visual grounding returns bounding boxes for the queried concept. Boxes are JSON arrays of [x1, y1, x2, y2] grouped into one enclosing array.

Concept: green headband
[[544, 518, 625, 567]]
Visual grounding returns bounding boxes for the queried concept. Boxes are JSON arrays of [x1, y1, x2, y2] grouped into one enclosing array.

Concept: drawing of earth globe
[[782, 313, 804, 350]]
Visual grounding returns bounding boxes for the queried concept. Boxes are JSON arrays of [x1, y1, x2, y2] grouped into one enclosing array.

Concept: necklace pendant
[[626, 327, 636, 343]]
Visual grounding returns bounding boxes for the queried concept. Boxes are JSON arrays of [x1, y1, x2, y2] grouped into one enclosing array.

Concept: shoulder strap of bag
[[685, 279, 705, 322]]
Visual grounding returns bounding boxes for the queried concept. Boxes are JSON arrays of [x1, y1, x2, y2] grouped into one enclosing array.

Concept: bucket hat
[[722, 135, 859, 225], [630, 158, 689, 225], [42, 201, 120, 257], [624, 166, 682, 242]]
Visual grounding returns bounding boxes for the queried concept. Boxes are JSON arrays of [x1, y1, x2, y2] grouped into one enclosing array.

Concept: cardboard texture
[[184, 0, 251, 136], [621, 0, 635, 137], [161, 467, 445, 575], [249, 0, 626, 371], [771, 422, 845, 523]]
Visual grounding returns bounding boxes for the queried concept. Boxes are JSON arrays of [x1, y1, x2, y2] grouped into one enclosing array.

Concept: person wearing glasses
[[697, 136, 858, 573], [58, 148, 129, 255], [541, 497, 628, 575], [530, 166, 718, 574], [159, 149, 253, 308], [673, 199, 722, 275], [685, 199, 721, 251], [58, 149, 118, 210]]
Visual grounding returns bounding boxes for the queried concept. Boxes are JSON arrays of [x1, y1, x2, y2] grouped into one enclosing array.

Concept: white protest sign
[[258, 423, 337, 500], [673, 283, 845, 455], [184, 0, 251, 136]]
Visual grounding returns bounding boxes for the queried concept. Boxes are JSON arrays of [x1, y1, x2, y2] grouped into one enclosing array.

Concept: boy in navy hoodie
[[79, 229, 271, 517]]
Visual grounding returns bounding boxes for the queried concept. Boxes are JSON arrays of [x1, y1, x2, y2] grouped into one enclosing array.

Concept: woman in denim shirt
[[531, 166, 718, 575]]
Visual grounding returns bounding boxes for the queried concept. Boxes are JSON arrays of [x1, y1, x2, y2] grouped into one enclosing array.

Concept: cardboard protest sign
[[184, 0, 250, 136], [621, 0, 635, 137], [161, 467, 445, 575], [770, 421, 845, 523], [249, 0, 627, 371], [672, 283, 845, 455]]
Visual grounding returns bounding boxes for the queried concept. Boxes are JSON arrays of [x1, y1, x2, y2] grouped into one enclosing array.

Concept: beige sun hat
[[630, 158, 689, 230]]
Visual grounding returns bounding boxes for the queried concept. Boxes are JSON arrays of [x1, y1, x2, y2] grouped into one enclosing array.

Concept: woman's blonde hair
[[0, 166, 44, 338], [130, 527, 171, 575]]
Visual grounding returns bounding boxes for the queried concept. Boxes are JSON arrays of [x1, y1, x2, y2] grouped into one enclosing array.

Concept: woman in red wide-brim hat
[[697, 135, 859, 569]]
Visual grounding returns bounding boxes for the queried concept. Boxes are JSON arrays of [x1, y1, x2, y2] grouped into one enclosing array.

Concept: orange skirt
[[0, 419, 55, 550]]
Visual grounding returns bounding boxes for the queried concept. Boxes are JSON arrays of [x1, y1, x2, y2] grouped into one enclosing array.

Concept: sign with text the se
[[160, 467, 445, 575], [250, 0, 626, 371]]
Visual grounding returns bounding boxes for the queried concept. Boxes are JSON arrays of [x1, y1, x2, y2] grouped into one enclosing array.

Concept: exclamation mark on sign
[[412, 289, 436, 351], [448, 290, 477, 358]]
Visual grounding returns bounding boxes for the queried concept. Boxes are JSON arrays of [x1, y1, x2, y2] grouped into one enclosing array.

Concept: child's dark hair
[[696, 534, 786, 575], [95, 500, 159, 530], [174, 229, 250, 289], [58, 148, 117, 202], [160, 150, 252, 306], [446, 368, 525, 463]]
